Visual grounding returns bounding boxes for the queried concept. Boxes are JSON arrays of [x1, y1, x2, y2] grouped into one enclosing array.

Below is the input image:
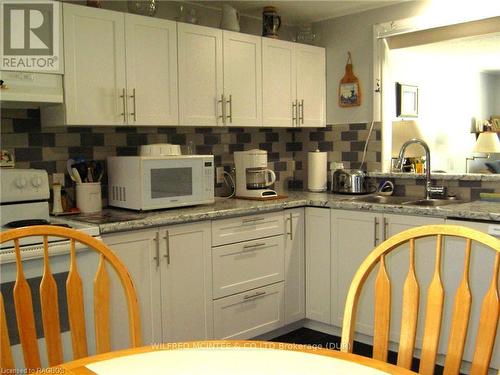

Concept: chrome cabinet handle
[[288, 213, 293, 240], [299, 99, 304, 124], [218, 94, 225, 124], [292, 101, 297, 126], [243, 291, 266, 300], [226, 94, 233, 123], [153, 232, 160, 268], [129, 88, 137, 121], [163, 230, 170, 265], [243, 242, 266, 250], [374, 217, 379, 246], [242, 217, 265, 224], [383, 217, 388, 241], [120, 88, 127, 122]]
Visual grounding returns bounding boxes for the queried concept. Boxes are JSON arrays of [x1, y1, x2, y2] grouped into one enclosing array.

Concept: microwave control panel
[[204, 160, 214, 193]]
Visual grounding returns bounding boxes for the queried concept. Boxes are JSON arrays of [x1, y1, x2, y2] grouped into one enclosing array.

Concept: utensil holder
[[76, 182, 102, 213]]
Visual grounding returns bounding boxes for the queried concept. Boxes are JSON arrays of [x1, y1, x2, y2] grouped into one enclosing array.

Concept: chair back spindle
[[40, 236, 64, 366], [373, 254, 391, 361], [397, 239, 419, 369], [94, 255, 111, 354]]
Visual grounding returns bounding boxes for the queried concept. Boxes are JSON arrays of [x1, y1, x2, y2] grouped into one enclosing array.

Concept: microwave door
[[143, 160, 203, 209]]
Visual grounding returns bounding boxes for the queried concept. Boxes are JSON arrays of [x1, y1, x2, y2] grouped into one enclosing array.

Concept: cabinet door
[[178, 23, 223, 126], [262, 38, 296, 127], [284, 208, 306, 324], [295, 44, 326, 127], [125, 15, 178, 125], [63, 4, 126, 125], [102, 229, 162, 348], [160, 221, 213, 342], [331, 210, 380, 332], [223, 31, 262, 127], [305, 207, 331, 323]]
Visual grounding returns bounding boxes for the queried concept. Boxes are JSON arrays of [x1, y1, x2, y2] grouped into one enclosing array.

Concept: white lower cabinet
[[211, 210, 301, 339], [284, 208, 306, 324], [103, 221, 213, 346], [305, 207, 331, 323], [213, 283, 284, 339], [330, 210, 444, 336]]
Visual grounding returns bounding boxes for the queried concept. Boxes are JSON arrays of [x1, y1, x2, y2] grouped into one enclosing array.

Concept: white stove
[[0, 168, 100, 257]]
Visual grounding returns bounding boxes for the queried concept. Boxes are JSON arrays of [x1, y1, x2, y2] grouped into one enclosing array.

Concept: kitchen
[[0, 0, 499, 374]]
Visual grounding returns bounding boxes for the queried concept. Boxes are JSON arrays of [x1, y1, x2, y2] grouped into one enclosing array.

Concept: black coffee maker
[[262, 6, 281, 38]]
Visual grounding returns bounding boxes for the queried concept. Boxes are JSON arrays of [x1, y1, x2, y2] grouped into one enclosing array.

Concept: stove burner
[[5, 219, 71, 229]]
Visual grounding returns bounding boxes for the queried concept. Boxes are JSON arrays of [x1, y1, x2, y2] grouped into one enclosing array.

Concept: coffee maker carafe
[[234, 149, 277, 198]]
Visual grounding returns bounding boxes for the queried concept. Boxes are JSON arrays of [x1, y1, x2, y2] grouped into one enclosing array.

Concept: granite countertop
[[367, 172, 500, 181], [64, 191, 500, 235]]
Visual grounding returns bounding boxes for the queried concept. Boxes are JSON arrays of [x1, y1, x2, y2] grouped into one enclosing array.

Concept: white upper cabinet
[[178, 23, 223, 127], [262, 38, 296, 127], [125, 14, 178, 126], [263, 39, 326, 128], [296, 44, 326, 127], [223, 31, 262, 127], [63, 4, 126, 125], [60, 4, 178, 126]]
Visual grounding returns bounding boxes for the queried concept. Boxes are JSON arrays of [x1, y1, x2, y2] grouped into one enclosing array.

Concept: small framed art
[[396, 83, 418, 118]]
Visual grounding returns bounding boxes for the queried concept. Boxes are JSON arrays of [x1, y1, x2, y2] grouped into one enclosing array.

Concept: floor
[[271, 328, 443, 374]]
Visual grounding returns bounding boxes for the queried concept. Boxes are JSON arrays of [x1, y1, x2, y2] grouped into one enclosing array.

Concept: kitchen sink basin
[[348, 195, 415, 204], [401, 198, 461, 207], [348, 195, 462, 207]]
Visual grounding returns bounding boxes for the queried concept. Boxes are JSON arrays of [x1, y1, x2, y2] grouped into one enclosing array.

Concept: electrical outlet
[[52, 173, 65, 187], [216, 167, 224, 184]]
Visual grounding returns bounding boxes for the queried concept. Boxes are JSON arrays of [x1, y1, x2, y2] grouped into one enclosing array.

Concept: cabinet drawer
[[212, 236, 284, 299], [211, 212, 284, 246], [213, 282, 284, 339]]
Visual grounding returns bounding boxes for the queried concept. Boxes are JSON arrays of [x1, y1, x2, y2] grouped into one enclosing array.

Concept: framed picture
[[396, 83, 418, 118]]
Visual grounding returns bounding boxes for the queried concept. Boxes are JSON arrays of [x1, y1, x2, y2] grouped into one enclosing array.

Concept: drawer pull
[[243, 242, 266, 250], [242, 217, 265, 224], [243, 291, 266, 300]]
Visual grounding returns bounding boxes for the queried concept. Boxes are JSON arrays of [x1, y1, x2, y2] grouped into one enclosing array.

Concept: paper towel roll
[[308, 150, 327, 192]]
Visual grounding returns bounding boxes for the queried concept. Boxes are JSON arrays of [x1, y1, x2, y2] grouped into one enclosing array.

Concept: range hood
[[0, 71, 63, 108]]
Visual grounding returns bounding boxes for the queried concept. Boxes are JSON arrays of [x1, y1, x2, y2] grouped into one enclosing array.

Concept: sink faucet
[[396, 138, 433, 200]]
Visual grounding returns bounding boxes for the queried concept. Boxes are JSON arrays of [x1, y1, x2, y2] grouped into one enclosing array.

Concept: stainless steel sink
[[348, 195, 462, 207], [348, 195, 415, 204], [401, 198, 461, 207]]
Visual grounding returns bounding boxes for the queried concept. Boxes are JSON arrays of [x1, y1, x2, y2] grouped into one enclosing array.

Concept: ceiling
[[407, 32, 500, 72], [189, 1, 405, 25]]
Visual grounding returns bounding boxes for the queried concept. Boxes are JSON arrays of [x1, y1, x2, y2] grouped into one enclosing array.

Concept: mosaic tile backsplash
[[1, 109, 497, 203]]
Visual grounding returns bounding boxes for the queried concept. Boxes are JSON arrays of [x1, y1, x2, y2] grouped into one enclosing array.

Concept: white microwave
[[107, 155, 214, 210]]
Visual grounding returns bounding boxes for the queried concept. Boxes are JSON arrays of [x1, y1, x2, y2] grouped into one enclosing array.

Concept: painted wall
[[312, 1, 430, 125], [313, 0, 500, 125]]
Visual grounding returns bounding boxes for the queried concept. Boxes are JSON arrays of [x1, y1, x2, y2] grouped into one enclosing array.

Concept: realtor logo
[[1, 1, 60, 71]]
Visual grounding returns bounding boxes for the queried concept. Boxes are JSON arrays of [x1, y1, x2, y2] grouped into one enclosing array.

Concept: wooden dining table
[[51, 340, 417, 374]]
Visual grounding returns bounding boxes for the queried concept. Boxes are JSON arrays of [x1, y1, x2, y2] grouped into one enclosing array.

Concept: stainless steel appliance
[[0, 169, 100, 367], [331, 169, 370, 194], [234, 149, 277, 198], [107, 155, 214, 210]]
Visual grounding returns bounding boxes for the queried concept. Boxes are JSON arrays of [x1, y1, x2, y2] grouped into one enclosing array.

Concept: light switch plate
[[216, 167, 224, 184]]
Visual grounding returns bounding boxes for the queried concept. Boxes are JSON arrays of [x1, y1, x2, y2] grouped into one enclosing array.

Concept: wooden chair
[[0, 225, 141, 371], [341, 224, 499, 375]]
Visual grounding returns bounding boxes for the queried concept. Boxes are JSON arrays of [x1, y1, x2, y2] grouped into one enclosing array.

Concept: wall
[[313, 0, 500, 124], [312, 1, 431, 125]]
